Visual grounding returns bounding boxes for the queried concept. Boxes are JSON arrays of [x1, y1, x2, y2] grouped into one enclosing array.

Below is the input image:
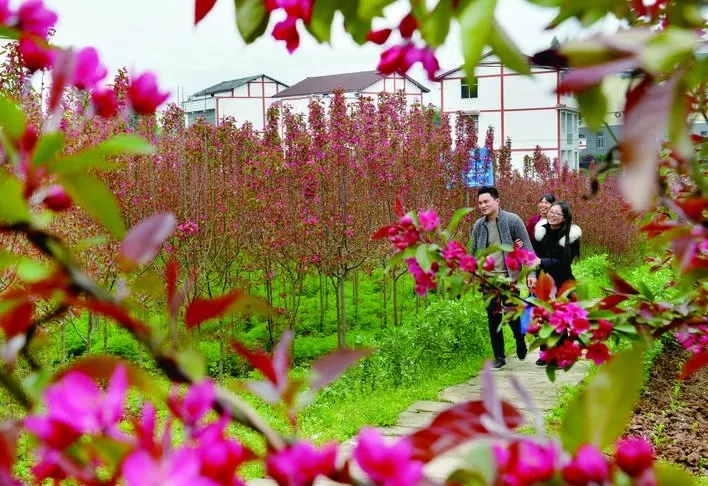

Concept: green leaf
[[488, 20, 530, 75], [545, 364, 557, 382], [636, 281, 654, 301], [459, 0, 497, 87], [420, 0, 453, 49], [539, 324, 553, 339], [416, 244, 432, 272], [235, 0, 269, 44], [577, 84, 608, 132], [58, 173, 127, 239], [307, 0, 338, 42], [94, 134, 155, 155], [561, 346, 645, 453], [358, 0, 396, 20], [0, 93, 26, 139], [640, 27, 698, 75], [668, 77, 693, 162], [31, 131, 65, 168], [0, 25, 20, 40], [175, 349, 207, 381], [654, 462, 698, 486], [340, 1, 373, 44], [446, 207, 474, 236], [43, 134, 153, 174], [0, 168, 30, 224], [587, 310, 616, 319]]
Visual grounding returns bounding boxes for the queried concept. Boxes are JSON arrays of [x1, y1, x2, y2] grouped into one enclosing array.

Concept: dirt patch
[[625, 339, 708, 476]]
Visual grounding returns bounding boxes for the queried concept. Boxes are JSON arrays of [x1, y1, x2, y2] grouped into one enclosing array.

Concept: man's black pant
[[486, 294, 524, 360]]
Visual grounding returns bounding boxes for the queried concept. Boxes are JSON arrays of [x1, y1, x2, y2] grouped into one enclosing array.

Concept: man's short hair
[[477, 186, 499, 199]]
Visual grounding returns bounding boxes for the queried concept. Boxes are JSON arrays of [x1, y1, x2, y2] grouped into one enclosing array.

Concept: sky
[[41, 0, 618, 105]]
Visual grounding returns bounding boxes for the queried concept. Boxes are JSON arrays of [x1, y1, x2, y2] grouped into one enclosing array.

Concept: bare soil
[[625, 339, 708, 476]]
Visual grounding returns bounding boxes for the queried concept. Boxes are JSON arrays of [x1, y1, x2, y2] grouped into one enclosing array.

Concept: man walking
[[472, 186, 537, 369]]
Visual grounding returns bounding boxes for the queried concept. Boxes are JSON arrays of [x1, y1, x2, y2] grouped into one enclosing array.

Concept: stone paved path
[[250, 349, 589, 484]]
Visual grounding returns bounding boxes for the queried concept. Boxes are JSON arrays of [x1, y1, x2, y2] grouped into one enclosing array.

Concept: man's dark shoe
[[536, 359, 546, 366], [492, 358, 506, 370], [516, 339, 528, 360]]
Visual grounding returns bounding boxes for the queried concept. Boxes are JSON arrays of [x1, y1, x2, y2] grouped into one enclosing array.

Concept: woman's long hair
[[550, 201, 575, 261]]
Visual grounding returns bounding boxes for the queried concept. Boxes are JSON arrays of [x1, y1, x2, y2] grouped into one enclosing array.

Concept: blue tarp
[[464, 147, 494, 188]]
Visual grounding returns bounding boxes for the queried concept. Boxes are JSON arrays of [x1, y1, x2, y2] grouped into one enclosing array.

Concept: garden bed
[[626, 339, 707, 476]]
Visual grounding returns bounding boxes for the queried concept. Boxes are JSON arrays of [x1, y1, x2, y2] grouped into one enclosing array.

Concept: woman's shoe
[[536, 359, 546, 366]]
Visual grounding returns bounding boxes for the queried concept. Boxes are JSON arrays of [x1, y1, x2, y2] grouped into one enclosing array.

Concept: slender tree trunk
[[218, 325, 224, 383], [103, 318, 108, 352], [86, 313, 94, 355], [353, 271, 359, 318], [382, 273, 388, 329], [336, 275, 347, 348], [392, 275, 399, 327], [265, 278, 274, 349], [61, 320, 66, 363]]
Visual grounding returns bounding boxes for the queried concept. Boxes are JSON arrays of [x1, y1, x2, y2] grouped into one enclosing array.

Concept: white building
[[436, 55, 580, 170], [271, 70, 429, 115], [182, 74, 289, 130]]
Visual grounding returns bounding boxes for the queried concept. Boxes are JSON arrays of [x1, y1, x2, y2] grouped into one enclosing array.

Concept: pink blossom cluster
[[353, 428, 424, 486], [178, 220, 200, 238], [504, 246, 538, 273], [265, 0, 313, 53], [675, 324, 708, 355], [527, 303, 615, 367], [493, 437, 656, 485], [23, 367, 252, 485], [442, 240, 478, 273], [367, 13, 440, 80], [406, 257, 438, 295], [2, 1, 168, 118], [379, 215, 421, 251]]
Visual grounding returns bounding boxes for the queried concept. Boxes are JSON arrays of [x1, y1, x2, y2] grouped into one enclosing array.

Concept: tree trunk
[[86, 313, 95, 355], [61, 320, 66, 363], [392, 275, 399, 327], [382, 273, 388, 329], [218, 325, 224, 383], [319, 271, 326, 332], [103, 317, 108, 352], [265, 278, 274, 349], [335, 276, 347, 348], [353, 271, 359, 318]]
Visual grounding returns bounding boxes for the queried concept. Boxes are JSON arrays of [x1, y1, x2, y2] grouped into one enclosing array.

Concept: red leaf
[[185, 291, 273, 329], [0, 301, 34, 339], [310, 348, 373, 392], [675, 197, 708, 222], [557, 279, 576, 298], [272, 330, 292, 387], [231, 341, 279, 385], [599, 294, 628, 310], [535, 272, 555, 302], [69, 298, 150, 337], [394, 195, 404, 217], [631, 0, 647, 16], [608, 270, 639, 295], [407, 400, 523, 463], [680, 351, 708, 379], [557, 57, 639, 94], [372, 225, 394, 240], [195, 0, 217, 25], [120, 213, 176, 268]]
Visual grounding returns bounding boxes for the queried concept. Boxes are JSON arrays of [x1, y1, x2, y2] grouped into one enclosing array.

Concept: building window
[[461, 78, 478, 99], [596, 131, 604, 149], [187, 109, 215, 126], [461, 114, 479, 132]]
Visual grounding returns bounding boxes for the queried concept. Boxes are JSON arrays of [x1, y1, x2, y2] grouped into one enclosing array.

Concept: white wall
[[504, 71, 558, 110], [218, 98, 264, 128], [183, 97, 216, 112]]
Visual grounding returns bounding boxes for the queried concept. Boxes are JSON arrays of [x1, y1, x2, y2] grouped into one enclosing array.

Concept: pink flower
[[353, 428, 423, 486], [265, 441, 337, 486], [496, 439, 557, 484], [266, 0, 313, 23], [377, 44, 406, 74], [18, 36, 54, 73], [419, 47, 439, 80], [272, 16, 300, 54], [562, 444, 610, 484], [405, 258, 437, 295], [418, 210, 439, 232], [504, 253, 521, 272], [128, 72, 170, 115], [367, 28, 392, 45], [615, 438, 654, 477], [540, 340, 582, 368], [71, 47, 107, 90], [122, 448, 218, 486], [585, 342, 610, 365], [43, 185, 72, 212], [91, 88, 119, 118], [168, 379, 215, 428], [16, 0, 57, 38], [24, 416, 80, 450], [459, 254, 478, 273], [483, 255, 496, 272], [0, 0, 12, 25], [28, 365, 127, 440], [193, 417, 251, 483]]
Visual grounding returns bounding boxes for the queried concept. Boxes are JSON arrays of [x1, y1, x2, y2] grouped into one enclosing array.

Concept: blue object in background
[[465, 147, 494, 188]]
